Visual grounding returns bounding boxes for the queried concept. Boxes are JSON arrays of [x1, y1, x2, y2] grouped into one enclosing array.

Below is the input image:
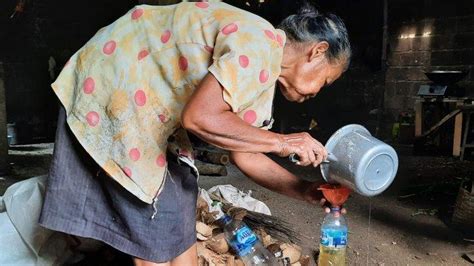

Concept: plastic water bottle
[[318, 207, 348, 266], [220, 215, 277, 266]]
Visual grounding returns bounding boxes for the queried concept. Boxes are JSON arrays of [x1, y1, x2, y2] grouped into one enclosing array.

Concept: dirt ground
[[1, 143, 473, 265]]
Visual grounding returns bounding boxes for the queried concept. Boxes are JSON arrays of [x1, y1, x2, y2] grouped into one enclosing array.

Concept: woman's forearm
[[182, 74, 282, 154], [230, 151, 316, 201]]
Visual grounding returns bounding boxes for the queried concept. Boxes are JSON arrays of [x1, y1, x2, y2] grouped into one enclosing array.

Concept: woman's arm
[[230, 151, 324, 204], [182, 73, 327, 166]]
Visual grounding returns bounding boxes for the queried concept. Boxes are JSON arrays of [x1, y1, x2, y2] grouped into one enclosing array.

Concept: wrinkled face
[[278, 57, 345, 103]]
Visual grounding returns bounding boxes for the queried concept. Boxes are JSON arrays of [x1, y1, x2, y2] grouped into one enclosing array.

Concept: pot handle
[[289, 153, 331, 164]]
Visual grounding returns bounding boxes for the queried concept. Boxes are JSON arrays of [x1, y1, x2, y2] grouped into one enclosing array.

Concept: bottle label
[[320, 228, 347, 248], [230, 226, 258, 256]]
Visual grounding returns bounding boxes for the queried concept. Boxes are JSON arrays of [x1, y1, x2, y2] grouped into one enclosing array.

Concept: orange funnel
[[318, 184, 352, 207]]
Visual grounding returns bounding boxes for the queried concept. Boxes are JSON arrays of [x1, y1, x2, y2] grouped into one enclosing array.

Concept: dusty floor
[[1, 143, 473, 265]]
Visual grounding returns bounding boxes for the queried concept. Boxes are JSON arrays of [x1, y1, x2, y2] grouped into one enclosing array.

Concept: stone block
[[454, 1, 474, 16], [453, 33, 474, 49], [406, 68, 429, 81], [400, 52, 430, 66], [384, 95, 406, 110], [459, 50, 474, 65], [395, 81, 416, 96], [457, 16, 474, 33], [386, 68, 406, 81], [430, 35, 453, 51], [431, 51, 462, 65], [387, 53, 402, 66], [412, 38, 431, 51], [384, 81, 398, 98], [392, 38, 413, 52], [431, 18, 458, 35]]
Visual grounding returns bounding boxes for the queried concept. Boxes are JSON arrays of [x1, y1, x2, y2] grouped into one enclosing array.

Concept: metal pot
[[424, 70, 469, 85], [321, 124, 398, 197]]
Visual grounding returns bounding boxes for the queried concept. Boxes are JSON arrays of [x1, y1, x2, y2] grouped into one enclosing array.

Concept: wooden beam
[[415, 100, 423, 137], [0, 62, 8, 175], [421, 109, 461, 138], [453, 101, 464, 157]]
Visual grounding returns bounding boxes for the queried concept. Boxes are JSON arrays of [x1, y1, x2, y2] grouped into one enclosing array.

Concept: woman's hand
[[277, 132, 328, 167]]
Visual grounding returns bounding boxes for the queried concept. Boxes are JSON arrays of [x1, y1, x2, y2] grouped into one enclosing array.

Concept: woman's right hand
[[276, 132, 328, 167]]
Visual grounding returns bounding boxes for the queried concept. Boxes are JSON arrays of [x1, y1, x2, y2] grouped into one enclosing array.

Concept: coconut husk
[[267, 243, 283, 258], [197, 242, 236, 266], [205, 233, 229, 254], [280, 243, 302, 264], [196, 196, 220, 224], [299, 255, 311, 266], [197, 221, 213, 241]]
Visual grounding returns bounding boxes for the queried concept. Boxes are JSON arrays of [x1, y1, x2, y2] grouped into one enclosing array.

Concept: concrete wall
[[384, 0, 474, 121]]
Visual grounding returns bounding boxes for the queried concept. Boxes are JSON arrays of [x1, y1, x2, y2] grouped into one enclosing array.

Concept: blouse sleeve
[[208, 20, 283, 128]]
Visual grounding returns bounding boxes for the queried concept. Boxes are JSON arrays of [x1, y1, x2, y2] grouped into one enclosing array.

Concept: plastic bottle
[[220, 215, 277, 266], [318, 207, 348, 266]]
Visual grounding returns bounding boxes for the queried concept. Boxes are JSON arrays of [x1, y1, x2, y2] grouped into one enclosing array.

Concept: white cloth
[[207, 184, 271, 215]]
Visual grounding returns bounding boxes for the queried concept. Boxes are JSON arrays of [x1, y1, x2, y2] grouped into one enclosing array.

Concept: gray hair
[[278, 4, 351, 68]]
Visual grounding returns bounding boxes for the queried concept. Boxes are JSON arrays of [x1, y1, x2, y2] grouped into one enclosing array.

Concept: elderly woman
[[39, 1, 351, 265]]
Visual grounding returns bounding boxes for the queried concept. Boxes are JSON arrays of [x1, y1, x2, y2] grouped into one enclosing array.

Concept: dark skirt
[[39, 107, 198, 263]]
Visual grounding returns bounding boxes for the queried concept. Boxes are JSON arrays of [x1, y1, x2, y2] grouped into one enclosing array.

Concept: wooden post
[[414, 99, 423, 137], [453, 101, 464, 157], [0, 62, 8, 175]]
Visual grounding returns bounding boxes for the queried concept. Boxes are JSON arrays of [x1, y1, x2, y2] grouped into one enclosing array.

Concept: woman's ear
[[308, 41, 329, 61]]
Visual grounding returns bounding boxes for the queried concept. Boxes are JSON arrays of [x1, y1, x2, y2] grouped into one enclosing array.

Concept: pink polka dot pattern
[[129, 148, 141, 161], [158, 114, 167, 123], [178, 56, 188, 71], [123, 167, 132, 178], [204, 46, 214, 53], [83, 77, 95, 94], [222, 23, 238, 35], [264, 30, 276, 40], [259, 69, 269, 83], [134, 90, 147, 106], [243, 110, 257, 124], [86, 111, 100, 127], [276, 34, 284, 47], [161, 30, 171, 44], [131, 8, 143, 20], [195, 2, 209, 8], [138, 50, 149, 60], [239, 55, 249, 68], [103, 41, 116, 55], [156, 154, 166, 167], [179, 149, 190, 157]]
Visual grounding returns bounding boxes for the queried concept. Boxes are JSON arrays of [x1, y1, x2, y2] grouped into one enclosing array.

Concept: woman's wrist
[[271, 133, 288, 156]]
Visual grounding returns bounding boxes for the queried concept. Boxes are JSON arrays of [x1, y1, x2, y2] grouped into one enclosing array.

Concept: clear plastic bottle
[[220, 215, 277, 266], [318, 207, 348, 266]]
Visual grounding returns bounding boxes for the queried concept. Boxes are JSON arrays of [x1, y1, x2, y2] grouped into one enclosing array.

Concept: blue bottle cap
[[220, 214, 232, 225]]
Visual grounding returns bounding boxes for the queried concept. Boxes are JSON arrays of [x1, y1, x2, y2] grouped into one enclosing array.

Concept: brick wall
[[384, 0, 474, 121]]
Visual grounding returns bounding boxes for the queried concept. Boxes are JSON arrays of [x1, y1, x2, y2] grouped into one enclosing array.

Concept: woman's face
[[278, 53, 346, 103]]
